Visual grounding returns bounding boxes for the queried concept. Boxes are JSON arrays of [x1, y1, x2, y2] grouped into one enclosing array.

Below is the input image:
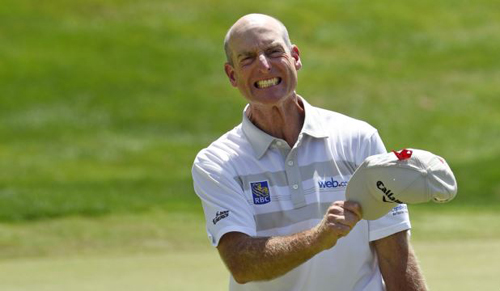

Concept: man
[[192, 13, 427, 290]]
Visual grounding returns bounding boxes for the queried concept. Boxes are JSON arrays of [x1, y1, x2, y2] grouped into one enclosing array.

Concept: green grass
[[0, 251, 228, 291], [1, 0, 499, 221], [1, 207, 498, 260], [1, 240, 499, 291], [0, 211, 207, 259], [0, 1, 499, 289], [1, 210, 500, 290]]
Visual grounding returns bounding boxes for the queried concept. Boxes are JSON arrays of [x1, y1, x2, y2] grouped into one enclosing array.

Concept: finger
[[325, 202, 361, 230], [343, 210, 361, 228], [325, 219, 351, 237], [343, 201, 362, 219], [327, 201, 347, 214], [331, 200, 345, 207], [327, 206, 343, 216], [327, 212, 358, 229]]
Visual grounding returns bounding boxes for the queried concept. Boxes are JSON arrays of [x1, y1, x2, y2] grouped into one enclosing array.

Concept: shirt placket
[[275, 139, 306, 209]]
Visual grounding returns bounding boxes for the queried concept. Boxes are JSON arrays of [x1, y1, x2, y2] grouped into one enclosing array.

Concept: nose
[[257, 54, 271, 72]]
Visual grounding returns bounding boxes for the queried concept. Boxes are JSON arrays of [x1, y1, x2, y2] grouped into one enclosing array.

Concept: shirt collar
[[300, 97, 329, 139], [242, 105, 275, 160], [241, 96, 329, 159]]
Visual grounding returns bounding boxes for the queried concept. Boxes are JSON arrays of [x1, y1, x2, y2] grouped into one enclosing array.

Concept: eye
[[268, 48, 283, 57], [240, 56, 253, 66]]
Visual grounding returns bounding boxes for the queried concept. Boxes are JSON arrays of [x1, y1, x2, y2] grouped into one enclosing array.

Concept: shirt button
[[276, 141, 282, 146], [288, 161, 294, 166], [292, 184, 299, 190]]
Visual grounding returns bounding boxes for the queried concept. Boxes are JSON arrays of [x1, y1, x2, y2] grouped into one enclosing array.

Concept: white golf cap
[[346, 149, 458, 220]]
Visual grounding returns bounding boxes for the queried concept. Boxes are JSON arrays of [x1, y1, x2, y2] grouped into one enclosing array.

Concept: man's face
[[224, 22, 302, 106]]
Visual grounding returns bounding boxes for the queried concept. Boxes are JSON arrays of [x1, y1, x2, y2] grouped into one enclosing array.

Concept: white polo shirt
[[192, 97, 411, 291]]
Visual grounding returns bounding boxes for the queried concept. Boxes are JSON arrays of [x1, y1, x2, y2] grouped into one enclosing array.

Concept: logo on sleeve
[[213, 210, 229, 225], [391, 204, 408, 216], [250, 181, 271, 205]]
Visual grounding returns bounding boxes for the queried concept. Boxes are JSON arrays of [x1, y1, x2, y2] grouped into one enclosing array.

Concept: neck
[[247, 95, 305, 147]]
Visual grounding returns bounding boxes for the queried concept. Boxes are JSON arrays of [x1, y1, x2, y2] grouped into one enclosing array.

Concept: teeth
[[256, 77, 279, 88]]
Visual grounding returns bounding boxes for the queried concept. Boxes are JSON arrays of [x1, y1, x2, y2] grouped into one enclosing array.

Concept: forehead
[[229, 22, 286, 53]]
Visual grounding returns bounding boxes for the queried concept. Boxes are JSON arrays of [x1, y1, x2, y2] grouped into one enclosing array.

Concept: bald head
[[224, 14, 292, 65]]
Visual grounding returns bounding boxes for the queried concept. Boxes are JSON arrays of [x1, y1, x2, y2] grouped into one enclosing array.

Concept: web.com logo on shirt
[[318, 178, 348, 189]]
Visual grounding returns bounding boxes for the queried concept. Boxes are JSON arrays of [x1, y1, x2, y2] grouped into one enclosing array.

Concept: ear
[[291, 45, 302, 71], [224, 63, 238, 87]]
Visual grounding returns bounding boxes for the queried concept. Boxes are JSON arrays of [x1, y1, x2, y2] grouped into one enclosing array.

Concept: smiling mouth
[[254, 77, 282, 89]]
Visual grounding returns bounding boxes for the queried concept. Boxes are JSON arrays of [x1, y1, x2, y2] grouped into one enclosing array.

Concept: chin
[[252, 94, 293, 107]]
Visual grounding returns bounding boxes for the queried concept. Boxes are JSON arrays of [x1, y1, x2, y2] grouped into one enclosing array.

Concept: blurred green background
[[0, 0, 499, 290]]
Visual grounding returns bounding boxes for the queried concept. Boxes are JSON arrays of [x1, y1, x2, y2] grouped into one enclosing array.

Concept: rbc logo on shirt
[[251, 181, 271, 205]]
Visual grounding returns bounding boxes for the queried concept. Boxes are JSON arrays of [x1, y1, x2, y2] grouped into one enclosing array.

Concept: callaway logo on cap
[[345, 149, 458, 220]]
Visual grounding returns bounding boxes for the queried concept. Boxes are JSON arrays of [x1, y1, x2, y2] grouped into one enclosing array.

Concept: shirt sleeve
[[358, 130, 412, 241], [368, 204, 411, 241], [192, 156, 256, 247], [355, 130, 387, 166]]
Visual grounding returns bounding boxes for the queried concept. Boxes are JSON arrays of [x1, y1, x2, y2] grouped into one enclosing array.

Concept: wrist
[[311, 223, 338, 252]]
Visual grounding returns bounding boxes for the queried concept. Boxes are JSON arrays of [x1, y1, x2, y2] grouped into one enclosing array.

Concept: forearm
[[380, 245, 426, 290], [374, 231, 428, 291], [218, 228, 328, 283], [217, 201, 361, 284]]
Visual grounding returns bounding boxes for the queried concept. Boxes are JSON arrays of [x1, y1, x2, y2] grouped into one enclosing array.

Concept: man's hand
[[314, 201, 362, 250], [216, 200, 362, 284]]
